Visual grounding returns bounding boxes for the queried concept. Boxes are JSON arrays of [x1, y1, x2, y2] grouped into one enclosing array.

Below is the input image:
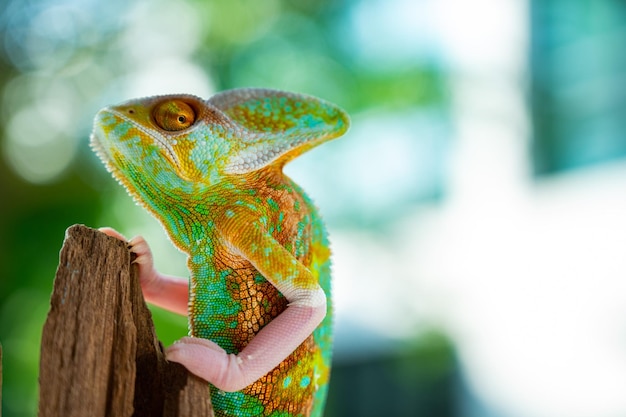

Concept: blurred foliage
[[0, 0, 449, 416], [531, 0, 626, 175], [326, 331, 456, 417]]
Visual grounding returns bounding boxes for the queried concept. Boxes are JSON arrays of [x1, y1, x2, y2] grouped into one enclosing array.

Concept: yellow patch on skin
[[174, 140, 202, 181]]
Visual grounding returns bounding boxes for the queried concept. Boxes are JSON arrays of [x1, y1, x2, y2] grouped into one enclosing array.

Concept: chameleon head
[[91, 88, 349, 197]]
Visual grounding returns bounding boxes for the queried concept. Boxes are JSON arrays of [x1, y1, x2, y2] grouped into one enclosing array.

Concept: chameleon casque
[[91, 88, 349, 416]]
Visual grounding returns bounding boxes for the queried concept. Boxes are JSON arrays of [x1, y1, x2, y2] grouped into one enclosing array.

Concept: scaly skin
[[91, 88, 349, 417]]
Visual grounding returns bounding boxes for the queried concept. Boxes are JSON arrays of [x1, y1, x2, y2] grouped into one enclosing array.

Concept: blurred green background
[[1, 0, 625, 416]]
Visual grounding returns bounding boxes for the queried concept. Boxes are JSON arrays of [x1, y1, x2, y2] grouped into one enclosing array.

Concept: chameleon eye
[[153, 100, 196, 131]]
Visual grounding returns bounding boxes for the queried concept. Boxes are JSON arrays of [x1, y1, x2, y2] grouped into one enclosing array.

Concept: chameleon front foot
[[99, 227, 189, 315], [98, 227, 157, 281]]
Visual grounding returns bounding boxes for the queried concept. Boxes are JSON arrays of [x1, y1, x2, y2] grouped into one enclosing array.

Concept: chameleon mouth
[[91, 107, 181, 170]]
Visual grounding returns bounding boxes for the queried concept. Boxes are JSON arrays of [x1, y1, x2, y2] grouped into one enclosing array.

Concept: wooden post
[[39, 225, 213, 417]]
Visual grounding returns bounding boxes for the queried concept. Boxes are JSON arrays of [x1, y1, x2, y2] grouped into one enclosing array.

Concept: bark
[[38, 224, 213, 417]]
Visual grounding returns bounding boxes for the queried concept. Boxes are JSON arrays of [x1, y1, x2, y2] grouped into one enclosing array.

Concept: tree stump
[[38, 224, 213, 417]]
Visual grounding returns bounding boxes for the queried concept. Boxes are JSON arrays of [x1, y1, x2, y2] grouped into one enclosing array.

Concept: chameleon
[[90, 88, 349, 416]]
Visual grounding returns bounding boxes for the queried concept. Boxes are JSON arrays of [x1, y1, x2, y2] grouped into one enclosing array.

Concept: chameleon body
[[91, 88, 349, 416]]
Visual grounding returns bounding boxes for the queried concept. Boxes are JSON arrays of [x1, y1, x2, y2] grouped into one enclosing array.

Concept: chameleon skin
[[91, 88, 349, 417]]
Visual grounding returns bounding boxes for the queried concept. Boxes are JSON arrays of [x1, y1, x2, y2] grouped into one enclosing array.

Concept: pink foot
[[98, 227, 189, 315]]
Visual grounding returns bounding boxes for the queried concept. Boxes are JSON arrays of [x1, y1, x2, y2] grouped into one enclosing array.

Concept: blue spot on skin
[[282, 376, 292, 388], [260, 216, 268, 227], [192, 254, 206, 265], [299, 376, 311, 388]]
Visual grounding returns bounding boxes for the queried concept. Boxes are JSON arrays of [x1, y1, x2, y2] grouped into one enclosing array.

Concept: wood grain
[[38, 224, 213, 417]]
